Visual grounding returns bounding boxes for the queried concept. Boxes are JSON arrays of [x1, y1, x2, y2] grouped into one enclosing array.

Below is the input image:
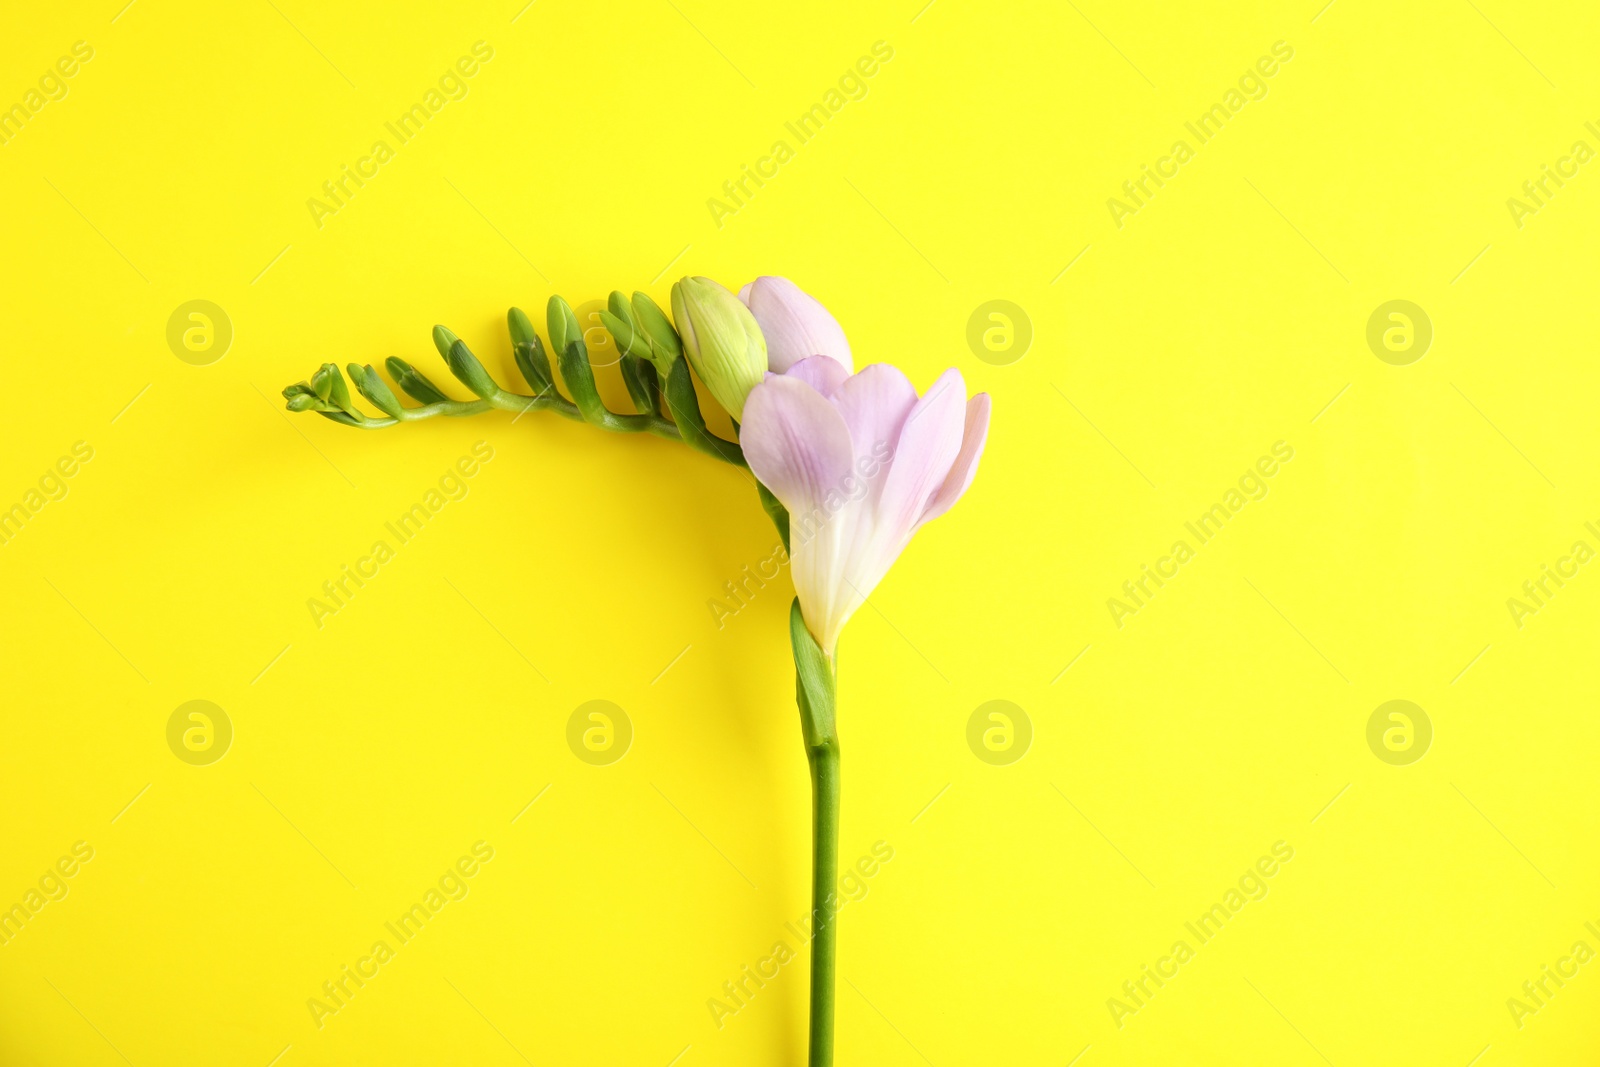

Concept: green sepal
[[790, 598, 836, 749], [619, 354, 659, 415], [446, 339, 500, 399], [664, 358, 742, 464], [347, 363, 405, 419], [758, 481, 790, 552], [558, 344, 604, 420], [385, 357, 451, 405], [508, 307, 554, 393]]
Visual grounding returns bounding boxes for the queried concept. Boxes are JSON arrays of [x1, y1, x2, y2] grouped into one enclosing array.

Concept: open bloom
[[739, 276, 853, 374], [741, 355, 990, 655]]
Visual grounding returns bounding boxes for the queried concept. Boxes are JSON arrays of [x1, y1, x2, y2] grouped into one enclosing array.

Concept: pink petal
[[742, 276, 853, 374], [921, 393, 990, 524], [829, 363, 918, 475], [784, 355, 851, 398], [876, 368, 967, 539], [740, 375, 853, 518]]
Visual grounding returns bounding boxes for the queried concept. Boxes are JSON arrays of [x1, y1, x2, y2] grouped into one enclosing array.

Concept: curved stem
[[335, 390, 686, 442], [316, 374, 749, 467], [808, 737, 839, 1067]]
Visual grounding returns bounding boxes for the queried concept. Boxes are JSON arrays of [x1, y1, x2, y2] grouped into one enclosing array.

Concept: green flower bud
[[608, 290, 637, 330], [385, 357, 451, 405], [600, 310, 645, 359], [547, 295, 581, 358], [601, 291, 653, 365], [346, 362, 405, 419], [631, 291, 682, 368], [431, 325, 461, 361], [311, 363, 356, 415], [445, 339, 500, 399], [670, 276, 766, 420], [546, 296, 614, 424], [507, 307, 553, 393]]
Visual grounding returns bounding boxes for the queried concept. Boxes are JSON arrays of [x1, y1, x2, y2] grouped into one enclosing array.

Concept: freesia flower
[[741, 355, 990, 655], [671, 276, 767, 420], [739, 276, 854, 374]]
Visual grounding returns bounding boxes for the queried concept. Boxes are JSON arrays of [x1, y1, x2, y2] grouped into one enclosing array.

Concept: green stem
[[329, 389, 690, 444], [790, 599, 839, 1067], [808, 735, 839, 1067]]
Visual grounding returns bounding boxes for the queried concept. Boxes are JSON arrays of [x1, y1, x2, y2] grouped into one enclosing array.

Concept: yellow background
[[3, 0, 1599, 1063]]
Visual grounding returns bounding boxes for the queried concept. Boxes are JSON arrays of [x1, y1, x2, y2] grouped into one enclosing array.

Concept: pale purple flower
[[741, 355, 990, 655], [738, 276, 853, 374]]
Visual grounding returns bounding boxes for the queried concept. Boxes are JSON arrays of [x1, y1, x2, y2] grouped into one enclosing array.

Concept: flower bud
[[547, 295, 581, 357], [445, 339, 500, 399], [507, 307, 553, 393], [346, 362, 405, 419], [431, 325, 461, 361], [385, 357, 450, 405], [311, 363, 355, 415], [630, 292, 682, 381], [285, 389, 324, 412], [601, 291, 652, 362], [670, 276, 767, 421], [738, 276, 852, 373]]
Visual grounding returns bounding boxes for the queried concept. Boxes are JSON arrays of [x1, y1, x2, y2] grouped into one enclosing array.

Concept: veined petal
[[784, 355, 851, 399], [741, 375, 854, 520], [876, 368, 967, 541], [790, 363, 920, 652], [921, 392, 991, 524], [829, 363, 918, 476], [740, 276, 853, 374], [745, 377, 860, 654]]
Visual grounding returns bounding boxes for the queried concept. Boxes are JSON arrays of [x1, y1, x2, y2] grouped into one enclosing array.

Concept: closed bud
[[599, 309, 650, 362], [432, 325, 461, 361], [631, 291, 682, 366], [602, 290, 651, 360], [608, 291, 636, 328], [507, 307, 553, 393], [670, 276, 767, 420], [547, 296, 581, 357], [385, 357, 450, 405], [311, 363, 355, 414], [346, 362, 405, 419], [445, 339, 500, 399]]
